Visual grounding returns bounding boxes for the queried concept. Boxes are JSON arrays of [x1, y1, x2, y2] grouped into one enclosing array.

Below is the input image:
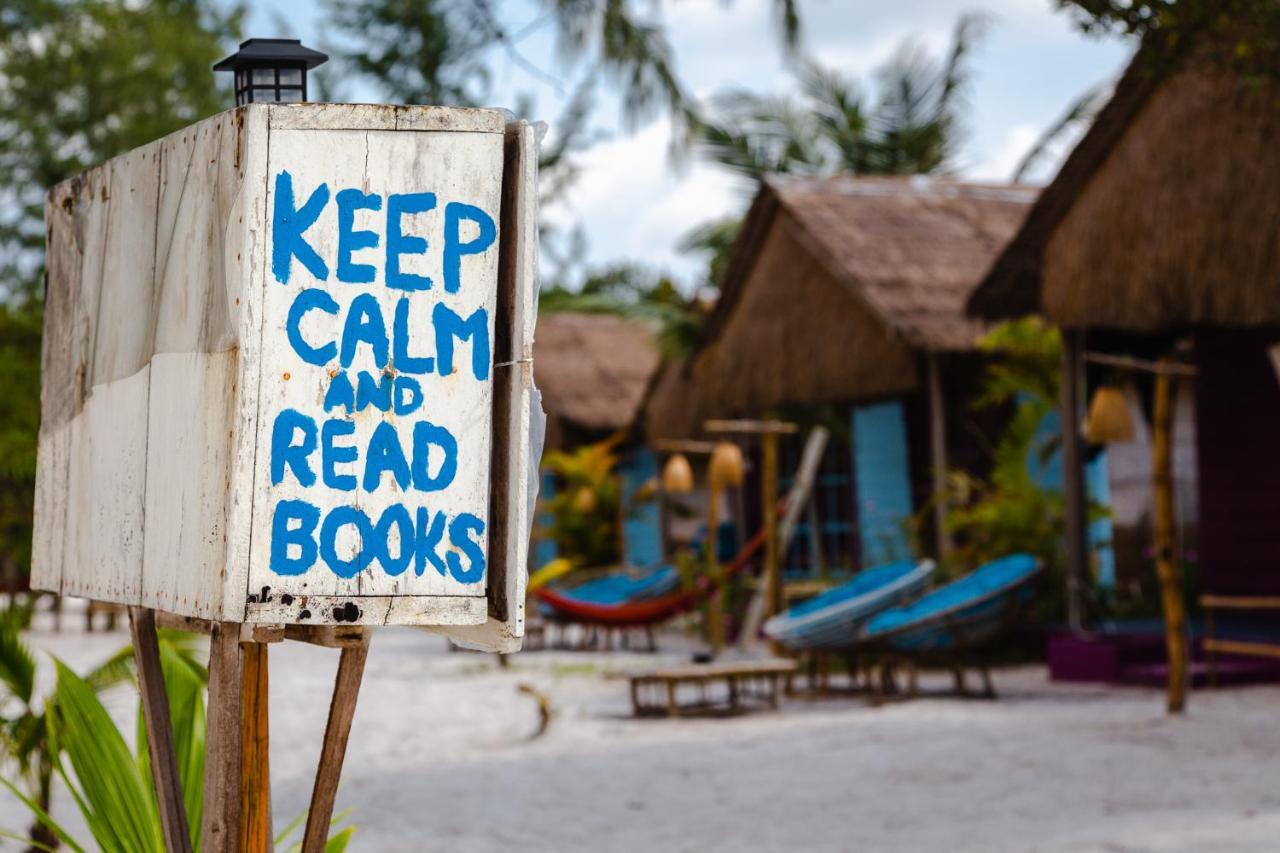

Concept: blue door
[[852, 401, 915, 567]]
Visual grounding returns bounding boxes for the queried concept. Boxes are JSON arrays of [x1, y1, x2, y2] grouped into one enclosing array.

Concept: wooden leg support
[[240, 642, 273, 852], [302, 636, 371, 853], [129, 607, 194, 853], [203, 623, 243, 853]]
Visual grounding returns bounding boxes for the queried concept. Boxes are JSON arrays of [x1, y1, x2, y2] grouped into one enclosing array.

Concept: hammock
[[533, 527, 767, 627]]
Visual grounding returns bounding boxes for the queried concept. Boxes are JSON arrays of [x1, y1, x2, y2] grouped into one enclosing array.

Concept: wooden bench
[[1201, 595, 1280, 686], [628, 659, 796, 717]]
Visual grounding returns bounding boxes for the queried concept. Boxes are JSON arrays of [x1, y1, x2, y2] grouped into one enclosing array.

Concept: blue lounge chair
[[860, 554, 1042, 698], [863, 554, 1042, 652], [763, 560, 936, 651]]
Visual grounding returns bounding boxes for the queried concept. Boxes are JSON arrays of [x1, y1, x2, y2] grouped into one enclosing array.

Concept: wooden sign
[[34, 104, 538, 648]]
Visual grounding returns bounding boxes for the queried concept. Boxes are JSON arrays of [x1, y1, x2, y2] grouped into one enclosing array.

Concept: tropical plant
[[692, 13, 985, 185], [0, 626, 354, 852], [540, 435, 628, 568], [0, 302, 41, 594], [681, 13, 986, 288], [0, 616, 206, 851], [937, 318, 1107, 622]]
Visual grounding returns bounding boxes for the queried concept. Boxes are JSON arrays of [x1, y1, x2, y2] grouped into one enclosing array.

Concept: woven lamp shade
[[709, 441, 745, 489], [1083, 386, 1134, 444], [661, 454, 695, 493]]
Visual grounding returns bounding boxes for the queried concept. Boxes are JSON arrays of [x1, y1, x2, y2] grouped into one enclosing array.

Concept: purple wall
[[1195, 329, 1280, 596]]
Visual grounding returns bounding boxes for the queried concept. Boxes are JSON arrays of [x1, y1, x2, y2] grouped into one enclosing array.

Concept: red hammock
[[533, 527, 767, 627]]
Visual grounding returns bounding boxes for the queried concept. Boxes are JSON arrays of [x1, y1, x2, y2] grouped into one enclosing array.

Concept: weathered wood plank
[[239, 642, 272, 852], [244, 121, 500, 603], [203, 623, 243, 853], [438, 118, 538, 652], [129, 607, 194, 853], [268, 103, 504, 133], [244, 593, 487, 626], [302, 636, 370, 853], [38, 103, 531, 637]]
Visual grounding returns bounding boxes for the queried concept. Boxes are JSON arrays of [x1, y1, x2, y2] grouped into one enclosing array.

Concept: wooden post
[[1060, 329, 1089, 633], [240, 641, 272, 852], [303, 635, 370, 853], [704, 420, 800, 652], [1152, 366, 1189, 713], [760, 431, 786, 656], [926, 352, 952, 565], [203, 623, 243, 853], [129, 607, 194, 853], [706, 476, 726, 655]]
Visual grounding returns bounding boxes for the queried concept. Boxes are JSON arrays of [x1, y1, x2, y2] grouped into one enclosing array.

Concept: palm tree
[[692, 13, 986, 183], [681, 14, 986, 287]]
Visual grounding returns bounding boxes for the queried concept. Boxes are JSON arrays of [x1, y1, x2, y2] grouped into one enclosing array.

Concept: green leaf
[[0, 772, 86, 853], [0, 611, 36, 704], [325, 826, 357, 853], [49, 659, 164, 853]]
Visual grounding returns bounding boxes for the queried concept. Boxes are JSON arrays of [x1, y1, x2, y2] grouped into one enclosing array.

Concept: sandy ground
[[2, 611, 1279, 852]]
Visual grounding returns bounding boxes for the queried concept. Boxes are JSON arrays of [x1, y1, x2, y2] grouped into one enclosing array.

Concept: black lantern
[[213, 38, 328, 107]]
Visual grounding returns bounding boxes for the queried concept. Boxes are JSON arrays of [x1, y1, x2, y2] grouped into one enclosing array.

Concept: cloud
[[966, 122, 1041, 183]]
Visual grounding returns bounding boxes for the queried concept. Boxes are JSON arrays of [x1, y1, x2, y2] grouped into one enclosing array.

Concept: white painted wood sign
[[34, 104, 539, 649]]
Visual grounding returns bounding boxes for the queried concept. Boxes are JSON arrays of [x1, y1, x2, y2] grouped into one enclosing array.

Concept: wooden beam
[[926, 352, 952, 564], [704, 419, 798, 435], [284, 624, 371, 648], [652, 439, 717, 454], [1201, 595, 1280, 610], [239, 642, 272, 852], [129, 607, 194, 853], [202, 623, 243, 853], [1085, 351, 1198, 377], [1060, 328, 1089, 633], [302, 635, 371, 853], [1202, 638, 1280, 660]]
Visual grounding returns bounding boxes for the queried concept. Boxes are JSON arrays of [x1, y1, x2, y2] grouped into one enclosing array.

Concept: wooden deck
[[628, 659, 797, 717]]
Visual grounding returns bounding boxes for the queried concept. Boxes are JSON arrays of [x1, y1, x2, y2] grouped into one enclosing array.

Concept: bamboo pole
[[1152, 366, 1189, 713]]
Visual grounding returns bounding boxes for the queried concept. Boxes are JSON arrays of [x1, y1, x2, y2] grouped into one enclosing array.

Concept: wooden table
[[628, 659, 797, 717]]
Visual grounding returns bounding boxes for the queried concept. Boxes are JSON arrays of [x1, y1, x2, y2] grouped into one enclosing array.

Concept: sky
[[247, 0, 1134, 287]]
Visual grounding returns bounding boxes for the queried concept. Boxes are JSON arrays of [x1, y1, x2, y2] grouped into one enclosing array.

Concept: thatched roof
[[968, 41, 1280, 331], [533, 312, 661, 432], [644, 176, 1034, 439]]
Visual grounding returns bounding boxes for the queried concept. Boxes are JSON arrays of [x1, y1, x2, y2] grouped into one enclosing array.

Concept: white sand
[[4, 613, 1279, 852]]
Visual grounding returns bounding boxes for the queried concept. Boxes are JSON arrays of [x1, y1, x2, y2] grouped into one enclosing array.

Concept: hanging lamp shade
[[662, 454, 695, 493], [709, 441, 745, 489], [1083, 386, 1134, 444]]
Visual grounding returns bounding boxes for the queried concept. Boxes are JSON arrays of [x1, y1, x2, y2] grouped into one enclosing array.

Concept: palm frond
[[48, 659, 164, 852], [1012, 81, 1113, 182], [0, 613, 35, 705]]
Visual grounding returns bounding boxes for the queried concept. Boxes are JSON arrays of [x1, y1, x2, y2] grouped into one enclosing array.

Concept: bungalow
[[532, 311, 664, 567], [967, 31, 1280, 682], [646, 175, 1037, 578]]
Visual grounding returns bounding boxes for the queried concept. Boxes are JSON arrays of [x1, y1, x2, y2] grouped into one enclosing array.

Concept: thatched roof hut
[[966, 33, 1280, 623], [968, 44, 1280, 330], [642, 175, 1035, 572], [647, 175, 1036, 439], [534, 312, 661, 448]]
